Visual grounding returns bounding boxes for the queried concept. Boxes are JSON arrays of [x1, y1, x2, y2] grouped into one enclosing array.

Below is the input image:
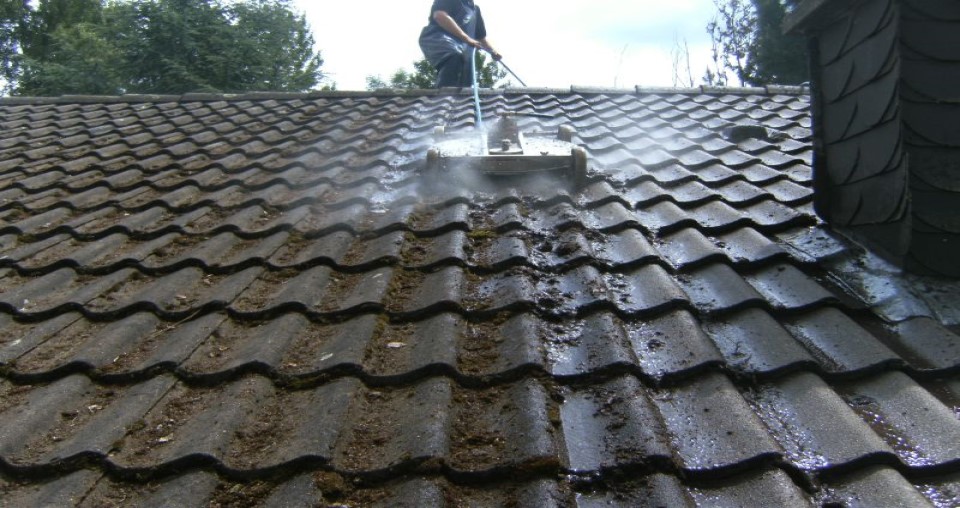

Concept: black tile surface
[[1, 88, 958, 506]]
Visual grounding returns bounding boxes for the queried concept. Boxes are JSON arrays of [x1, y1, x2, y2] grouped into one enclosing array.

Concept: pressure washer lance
[[470, 47, 528, 130], [497, 59, 527, 87]]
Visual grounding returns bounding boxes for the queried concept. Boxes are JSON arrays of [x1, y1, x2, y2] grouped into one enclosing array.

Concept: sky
[[292, 0, 719, 90]]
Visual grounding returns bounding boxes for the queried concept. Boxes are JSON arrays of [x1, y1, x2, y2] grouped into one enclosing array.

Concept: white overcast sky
[[292, 0, 718, 90]]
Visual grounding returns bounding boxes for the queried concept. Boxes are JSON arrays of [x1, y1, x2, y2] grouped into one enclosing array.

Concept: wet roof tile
[[1, 88, 958, 504]]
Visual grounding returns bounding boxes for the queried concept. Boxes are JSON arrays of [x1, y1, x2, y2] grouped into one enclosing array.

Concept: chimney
[[786, 0, 960, 277]]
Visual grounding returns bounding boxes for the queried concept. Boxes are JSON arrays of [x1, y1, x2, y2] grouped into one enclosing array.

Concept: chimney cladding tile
[[791, 0, 960, 276]]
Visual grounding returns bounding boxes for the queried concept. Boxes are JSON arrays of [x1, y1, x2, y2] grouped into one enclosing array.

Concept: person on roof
[[419, 0, 502, 88]]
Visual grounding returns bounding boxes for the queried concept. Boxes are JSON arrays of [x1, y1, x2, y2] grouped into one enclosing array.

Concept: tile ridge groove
[[2, 222, 309, 243], [0, 444, 955, 491], [0, 284, 851, 327], [0, 214, 658, 244], [1, 182, 814, 225], [2, 162, 394, 196], [0, 249, 681, 278], [1, 228, 823, 281], [631, 191, 812, 210], [1, 179, 406, 216], [644, 212, 818, 237], [1, 186, 661, 231], [1, 361, 954, 403], [702, 174, 812, 193], [0, 453, 766, 492], [669, 252, 803, 273]]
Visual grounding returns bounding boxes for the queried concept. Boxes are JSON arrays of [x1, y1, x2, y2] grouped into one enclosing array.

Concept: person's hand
[[490, 50, 503, 61], [464, 37, 483, 49]]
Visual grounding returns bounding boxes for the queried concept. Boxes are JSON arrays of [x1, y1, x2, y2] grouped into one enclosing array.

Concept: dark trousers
[[435, 51, 473, 88]]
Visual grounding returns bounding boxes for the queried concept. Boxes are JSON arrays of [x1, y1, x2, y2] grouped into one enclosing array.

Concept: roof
[[1, 87, 959, 507]]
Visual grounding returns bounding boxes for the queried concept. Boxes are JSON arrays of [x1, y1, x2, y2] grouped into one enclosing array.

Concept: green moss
[[372, 313, 391, 340], [467, 228, 497, 240]]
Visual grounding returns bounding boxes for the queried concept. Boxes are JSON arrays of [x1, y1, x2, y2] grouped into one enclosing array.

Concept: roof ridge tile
[[0, 85, 814, 107]]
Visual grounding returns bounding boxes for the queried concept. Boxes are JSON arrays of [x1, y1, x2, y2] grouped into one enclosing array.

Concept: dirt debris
[[457, 315, 509, 375], [20, 385, 117, 462], [225, 388, 294, 470], [117, 384, 219, 461], [364, 316, 416, 375], [451, 386, 507, 470], [208, 480, 275, 508]]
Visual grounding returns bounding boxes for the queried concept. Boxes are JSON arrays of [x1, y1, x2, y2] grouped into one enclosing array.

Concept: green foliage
[[705, 0, 751, 86], [746, 0, 807, 84], [230, 0, 322, 91], [367, 58, 435, 90], [705, 0, 807, 86], [2, 0, 324, 96], [18, 21, 123, 95], [4, 0, 111, 92], [367, 53, 507, 90], [473, 52, 506, 88], [0, 1, 30, 94], [365, 74, 388, 90]]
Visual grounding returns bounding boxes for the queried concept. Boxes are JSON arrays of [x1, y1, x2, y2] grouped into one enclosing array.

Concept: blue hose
[[471, 47, 483, 130]]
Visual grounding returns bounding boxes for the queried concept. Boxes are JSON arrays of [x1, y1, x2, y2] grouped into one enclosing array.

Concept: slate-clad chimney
[[786, 0, 960, 277]]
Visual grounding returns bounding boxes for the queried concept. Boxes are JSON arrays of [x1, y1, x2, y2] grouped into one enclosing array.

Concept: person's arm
[[432, 10, 482, 49], [478, 38, 501, 61]]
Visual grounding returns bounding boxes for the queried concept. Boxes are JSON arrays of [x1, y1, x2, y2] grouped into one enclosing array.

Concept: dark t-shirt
[[428, 0, 486, 39]]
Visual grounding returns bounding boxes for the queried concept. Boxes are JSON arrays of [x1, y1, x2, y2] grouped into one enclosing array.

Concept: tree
[[474, 52, 507, 88], [671, 36, 695, 88], [109, 0, 323, 94], [747, 0, 807, 84], [17, 20, 124, 95], [705, 0, 753, 86], [2, 0, 324, 96], [21, 0, 103, 60], [705, 0, 807, 86], [367, 53, 507, 90], [229, 0, 321, 91], [3, 0, 103, 94], [0, 1, 29, 94], [367, 58, 437, 90]]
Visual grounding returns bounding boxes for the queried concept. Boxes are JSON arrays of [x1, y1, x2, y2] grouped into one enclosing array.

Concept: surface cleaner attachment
[[426, 115, 587, 188]]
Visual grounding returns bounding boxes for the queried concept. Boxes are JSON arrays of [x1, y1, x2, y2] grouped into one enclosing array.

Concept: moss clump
[[467, 228, 497, 240]]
